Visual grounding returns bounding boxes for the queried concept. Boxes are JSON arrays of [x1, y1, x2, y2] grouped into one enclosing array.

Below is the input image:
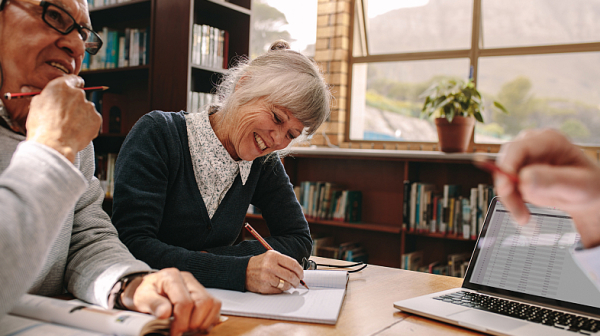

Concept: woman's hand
[[246, 250, 304, 293], [494, 129, 600, 248]]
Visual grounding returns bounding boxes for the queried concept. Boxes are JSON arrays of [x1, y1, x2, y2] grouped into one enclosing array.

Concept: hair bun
[[269, 40, 291, 51]]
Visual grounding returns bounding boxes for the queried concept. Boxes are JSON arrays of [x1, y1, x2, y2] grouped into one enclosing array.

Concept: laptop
[[394, 197, 600, 336]]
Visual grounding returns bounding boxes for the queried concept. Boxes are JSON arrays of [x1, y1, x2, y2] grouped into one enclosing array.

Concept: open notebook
[[206, 270, 349, 324]]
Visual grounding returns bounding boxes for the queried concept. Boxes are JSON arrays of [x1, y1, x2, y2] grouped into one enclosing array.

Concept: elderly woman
[[112, 40, 331, 294]]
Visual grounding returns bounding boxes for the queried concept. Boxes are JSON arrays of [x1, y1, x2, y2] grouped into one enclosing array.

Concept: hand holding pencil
[[244, 223, 309, 293], [25, 76, 102, 163]]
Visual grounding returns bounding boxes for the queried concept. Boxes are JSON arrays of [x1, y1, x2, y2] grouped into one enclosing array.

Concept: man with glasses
[[0, 0, 221, 334]]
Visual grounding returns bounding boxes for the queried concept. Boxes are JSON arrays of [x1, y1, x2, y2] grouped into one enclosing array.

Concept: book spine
[[402, 180, 410, 229]]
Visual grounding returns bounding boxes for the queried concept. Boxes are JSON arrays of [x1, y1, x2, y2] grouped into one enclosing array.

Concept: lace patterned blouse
[[185, 110, 252, 219]]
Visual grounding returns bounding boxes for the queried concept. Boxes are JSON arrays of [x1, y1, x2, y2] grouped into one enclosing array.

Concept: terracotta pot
[[435, 116, 475, 153]]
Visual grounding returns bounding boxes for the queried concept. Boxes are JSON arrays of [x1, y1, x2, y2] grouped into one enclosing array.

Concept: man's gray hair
[[212, 40, 331, 140]]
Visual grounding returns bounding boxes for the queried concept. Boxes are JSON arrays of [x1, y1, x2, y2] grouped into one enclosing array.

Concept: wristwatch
[[107, 271, 154, 310]]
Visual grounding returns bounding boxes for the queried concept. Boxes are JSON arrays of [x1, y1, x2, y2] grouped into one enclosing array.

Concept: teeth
[[49, 62, 69, 74], [255, 133, 267, 151]]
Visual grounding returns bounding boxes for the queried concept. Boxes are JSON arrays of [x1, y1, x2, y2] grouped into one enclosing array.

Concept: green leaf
[[474, 111, 484, 123], [493, 101, 509, 114]]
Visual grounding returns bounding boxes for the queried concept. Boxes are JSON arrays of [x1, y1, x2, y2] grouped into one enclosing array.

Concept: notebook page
[[303, 270, 348, 288], [205, 270, 349, 324]]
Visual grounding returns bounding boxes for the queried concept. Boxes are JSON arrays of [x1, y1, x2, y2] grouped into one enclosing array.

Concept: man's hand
[[246, 250, 304, 293], [495, 129, 600, 248], [25, 76, 101, 163], [120, 268, 221, 336]]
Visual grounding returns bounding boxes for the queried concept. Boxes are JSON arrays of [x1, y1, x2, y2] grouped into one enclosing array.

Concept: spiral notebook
[[206, 270, 349, 325]]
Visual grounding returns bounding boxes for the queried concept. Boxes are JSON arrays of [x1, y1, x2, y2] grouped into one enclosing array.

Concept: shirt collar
[[197, 111, 253, 185]]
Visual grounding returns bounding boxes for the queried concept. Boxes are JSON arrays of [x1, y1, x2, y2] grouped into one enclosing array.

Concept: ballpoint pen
[[244, 222, 309, 290]]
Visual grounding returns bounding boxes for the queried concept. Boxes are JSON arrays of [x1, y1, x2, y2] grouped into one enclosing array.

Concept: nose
[[272, 129, 291, 150], [56, 29, 86, 61]]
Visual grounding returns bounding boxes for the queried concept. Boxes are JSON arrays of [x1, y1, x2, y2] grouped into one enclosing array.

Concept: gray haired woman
[[112, 40, 331, 294]]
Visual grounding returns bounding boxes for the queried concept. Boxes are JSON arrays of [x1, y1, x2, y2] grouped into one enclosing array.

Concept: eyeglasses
[[1, 0, 103, 55]]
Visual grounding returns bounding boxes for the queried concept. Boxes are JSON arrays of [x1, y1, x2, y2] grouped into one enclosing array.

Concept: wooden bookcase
[[81, 0, 251, 214], [245, 147, 496, 270]]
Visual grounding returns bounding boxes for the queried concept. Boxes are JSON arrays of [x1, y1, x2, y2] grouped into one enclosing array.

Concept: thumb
[[148, 295, 173, 319], [134, 289, 173, 319], [519, 164, 598, 209]]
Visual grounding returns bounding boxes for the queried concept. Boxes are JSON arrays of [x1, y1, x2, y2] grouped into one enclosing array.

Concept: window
[[250, 0, 318, 58], [350, 0, 600, 146]]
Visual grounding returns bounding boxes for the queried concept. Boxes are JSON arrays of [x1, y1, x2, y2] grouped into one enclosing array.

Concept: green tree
[[560, 118, 590, 141], [493, 76, 535, 136], [250, 0, 293, 58]]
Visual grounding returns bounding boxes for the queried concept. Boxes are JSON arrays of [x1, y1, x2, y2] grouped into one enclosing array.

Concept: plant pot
[[435, 116, 475, 153]]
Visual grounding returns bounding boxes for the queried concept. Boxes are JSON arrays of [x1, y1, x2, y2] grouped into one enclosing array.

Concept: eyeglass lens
[[43, 3, 102, 54]]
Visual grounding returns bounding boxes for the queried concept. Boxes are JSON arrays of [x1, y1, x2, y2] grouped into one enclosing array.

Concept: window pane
[[250, 0, 317, 58], [365, 0, 473, 55], [482, 0, 600, 48], [350, 59, 471, 141], [476, 52, 600, 145]]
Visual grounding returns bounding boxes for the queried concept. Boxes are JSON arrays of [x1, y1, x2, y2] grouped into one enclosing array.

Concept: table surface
[[207, 257, 482, 336]]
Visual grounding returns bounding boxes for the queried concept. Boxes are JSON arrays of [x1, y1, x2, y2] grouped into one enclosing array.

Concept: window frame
[[346, 0, 600, 152]]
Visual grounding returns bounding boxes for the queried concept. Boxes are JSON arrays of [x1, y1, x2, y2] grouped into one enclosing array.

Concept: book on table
[[0, 294, 170, 336], [206, 270, 349, 325]]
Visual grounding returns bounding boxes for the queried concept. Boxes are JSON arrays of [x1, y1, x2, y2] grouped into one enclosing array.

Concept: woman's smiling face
[[223, 98, 304, 161]]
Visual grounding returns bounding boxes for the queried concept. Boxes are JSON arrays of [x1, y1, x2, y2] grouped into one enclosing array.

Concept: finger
[[520, 165, 600, 209], [149, 269, 194, 336], [274, 254, 304, 280], [494, 172, 529, 225], [274, 266, 301, 288], [178, 272, 222, 332], [198, 299, 221, 332], [63, 74, 85, 89]]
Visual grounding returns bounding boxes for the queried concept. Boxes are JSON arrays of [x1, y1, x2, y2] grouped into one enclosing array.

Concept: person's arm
[[112, 113, 256, 292], [203, 157, 311, 294], [64, 143, 152, 307], [206, 157, 312, 261], [0, 142, 87, 318], [0, 75, 99, 318], [67, 142, 221, 335]]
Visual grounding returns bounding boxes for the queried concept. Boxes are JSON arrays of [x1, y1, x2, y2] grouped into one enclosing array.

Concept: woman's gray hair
[[212, 40, 331, 141]]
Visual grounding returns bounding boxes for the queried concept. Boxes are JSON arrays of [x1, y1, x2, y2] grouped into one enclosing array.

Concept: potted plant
[[420, 79, 507, 153]]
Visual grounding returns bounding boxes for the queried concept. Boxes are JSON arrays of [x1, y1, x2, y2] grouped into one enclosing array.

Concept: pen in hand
[[244, 222, 309, 290], [473, 154, 519, 184]]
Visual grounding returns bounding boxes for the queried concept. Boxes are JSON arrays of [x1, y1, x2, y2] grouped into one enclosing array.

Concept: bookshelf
[[245, 147, 496, 270], [81, 0, 251, 211]]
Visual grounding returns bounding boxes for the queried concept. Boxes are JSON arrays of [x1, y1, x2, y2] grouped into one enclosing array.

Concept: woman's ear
[[234, 75, 249, 92]]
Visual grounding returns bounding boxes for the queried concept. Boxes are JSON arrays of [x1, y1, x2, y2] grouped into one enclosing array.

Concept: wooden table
[[208, 257, 482, 336]]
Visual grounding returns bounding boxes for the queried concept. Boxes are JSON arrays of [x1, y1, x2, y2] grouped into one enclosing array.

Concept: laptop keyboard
[[434, 291, 599, 335]]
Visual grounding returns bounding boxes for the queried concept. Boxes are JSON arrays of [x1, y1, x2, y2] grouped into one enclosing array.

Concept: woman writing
[[112, 41, 331, 294]]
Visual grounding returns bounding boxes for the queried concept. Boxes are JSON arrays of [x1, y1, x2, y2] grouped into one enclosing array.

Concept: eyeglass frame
[[0, 0, 103, 55]]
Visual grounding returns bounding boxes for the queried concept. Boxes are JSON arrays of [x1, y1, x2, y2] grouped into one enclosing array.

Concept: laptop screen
[[463, 197, 600, 315]]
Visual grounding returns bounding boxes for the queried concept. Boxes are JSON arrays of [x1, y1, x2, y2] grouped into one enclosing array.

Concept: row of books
[[294, 181, 362, 223], [401, 251, 472, 278], [312, 237, 368, 263], [95, 153, 117, 198], [403, 182, 495, 239], [192, 24, 229, 69], [82, 27, 150, 71], [87, 0, 133, 8], [188, 91, 218, 113]]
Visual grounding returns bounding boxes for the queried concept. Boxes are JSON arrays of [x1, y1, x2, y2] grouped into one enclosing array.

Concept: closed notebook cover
[[206, 270, 349, 324]]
